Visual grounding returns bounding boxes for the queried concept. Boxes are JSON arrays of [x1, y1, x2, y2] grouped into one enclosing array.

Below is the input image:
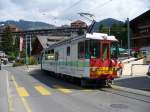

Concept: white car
[[1, 58, 8, 65]]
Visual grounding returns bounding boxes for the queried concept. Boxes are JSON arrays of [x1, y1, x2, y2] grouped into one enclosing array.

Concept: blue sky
[[0, 0, 149, 26]]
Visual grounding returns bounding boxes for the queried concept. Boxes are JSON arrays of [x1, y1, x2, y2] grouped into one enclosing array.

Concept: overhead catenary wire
[[61, 0, 84, 14], [90, 0, 113, 12]]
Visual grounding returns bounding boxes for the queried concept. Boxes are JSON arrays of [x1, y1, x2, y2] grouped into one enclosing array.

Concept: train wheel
[[80, 79, 87, 87], [105, 79, 112, 88]]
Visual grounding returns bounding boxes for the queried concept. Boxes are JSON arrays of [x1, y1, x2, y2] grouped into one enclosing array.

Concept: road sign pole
[[29, 35, 32, 57]]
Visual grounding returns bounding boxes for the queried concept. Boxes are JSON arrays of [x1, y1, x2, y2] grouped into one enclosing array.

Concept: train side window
[[45, 50, 48, 60], [67, 46, 70, 56], [55, 52, 59, 60], [78, 41, 85, 59], [46, 49, 55, 60], [111, 42, 119, 59]]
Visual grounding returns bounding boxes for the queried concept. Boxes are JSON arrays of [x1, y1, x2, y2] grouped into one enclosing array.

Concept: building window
[[67, 46, 70, 56]]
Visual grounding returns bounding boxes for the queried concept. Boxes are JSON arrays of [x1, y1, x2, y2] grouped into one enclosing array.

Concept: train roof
[[86, 33, 118, 41], [46, 32, 118, 49]]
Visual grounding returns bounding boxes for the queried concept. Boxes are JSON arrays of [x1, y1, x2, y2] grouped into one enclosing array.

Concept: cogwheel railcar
[[41, 33, 123, 86]]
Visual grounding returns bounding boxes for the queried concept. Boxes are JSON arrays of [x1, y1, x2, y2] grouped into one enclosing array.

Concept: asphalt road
[[114, 76, 150, 92], [3, 66, 150, 112]]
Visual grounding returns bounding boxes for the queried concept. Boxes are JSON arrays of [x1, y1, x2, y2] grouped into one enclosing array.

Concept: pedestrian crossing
[[11, 75, 94, 97], [14, 85, 93, 97], [34, 85, 51, 95], [17, 87, 29, 97]]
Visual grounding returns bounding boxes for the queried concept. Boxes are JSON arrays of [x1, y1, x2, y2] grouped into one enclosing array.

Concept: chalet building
[[0, 24, 20, 33], [31, 35, 67, 62], [0, 25, 20, 41], [130, 10, 150, 51], [71, 20, 87, 29]]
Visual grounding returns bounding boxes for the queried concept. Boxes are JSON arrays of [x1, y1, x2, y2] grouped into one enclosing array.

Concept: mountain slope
[[0, 20, 55, 31], [92, 18, 124, 32]]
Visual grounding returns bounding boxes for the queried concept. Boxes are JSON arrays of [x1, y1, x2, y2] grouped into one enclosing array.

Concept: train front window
[[85, 40, 100, 59], [78, 40, 100, 59], [111, 42, 119, 59]]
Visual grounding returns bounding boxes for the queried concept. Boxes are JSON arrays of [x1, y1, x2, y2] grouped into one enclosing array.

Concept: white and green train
[[41, 32, 121, 86]]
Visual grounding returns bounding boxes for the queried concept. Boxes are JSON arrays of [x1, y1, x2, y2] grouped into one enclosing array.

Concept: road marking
[[17, 87, 29, 97], [21, 97, 32, 112], [82, 89, 93, 92], [4, 70, 14, 112], [11, 76, 18, 87], [11, 75, 32, 112], [35, 86, 51, 95], [55, 86, 72, 94]]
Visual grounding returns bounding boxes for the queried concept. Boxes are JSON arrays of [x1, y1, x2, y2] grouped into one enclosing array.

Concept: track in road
[[100, 88, 150, 104], [4, 67, 150, 112]]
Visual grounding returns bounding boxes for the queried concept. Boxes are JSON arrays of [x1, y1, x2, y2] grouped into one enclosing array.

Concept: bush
[[13, 57, 38, 67], [19, 58, 25, 64], [29, 56, 38, 65], [13, 62, 24, 67], [13, 58, 24, 67]]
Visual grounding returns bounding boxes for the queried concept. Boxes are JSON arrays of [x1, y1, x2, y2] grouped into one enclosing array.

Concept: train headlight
[[91, 68, 97, 72]]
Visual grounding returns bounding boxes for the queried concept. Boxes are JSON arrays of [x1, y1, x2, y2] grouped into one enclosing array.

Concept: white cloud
[[0, 0, 149, 26]]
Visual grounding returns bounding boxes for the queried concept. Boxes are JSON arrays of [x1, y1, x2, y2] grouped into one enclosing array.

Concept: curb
[[111, 84, 150, 97], [4, 70, 14, 112], [0, 70, 10, 112]]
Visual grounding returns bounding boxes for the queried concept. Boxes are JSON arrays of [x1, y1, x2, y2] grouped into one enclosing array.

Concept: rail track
[[100, 87, 150, 103]]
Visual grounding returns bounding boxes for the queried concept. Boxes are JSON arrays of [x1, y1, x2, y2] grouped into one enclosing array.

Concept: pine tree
[[1, 26, 13, 54]]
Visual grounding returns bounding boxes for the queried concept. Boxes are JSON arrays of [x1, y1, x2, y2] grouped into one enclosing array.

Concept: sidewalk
[[114, 75, 150, 92], [122, 58, 149, 76], [0, 70, 9, 112]]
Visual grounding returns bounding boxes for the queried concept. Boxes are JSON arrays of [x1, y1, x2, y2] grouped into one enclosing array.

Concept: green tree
[[99, 24, 111, 35], [99, 24, 104, 31], [1, 26, 13, 54], [110, 24, 127, 48], [13, 37, 19, 58], [99, 23, 127, 48]]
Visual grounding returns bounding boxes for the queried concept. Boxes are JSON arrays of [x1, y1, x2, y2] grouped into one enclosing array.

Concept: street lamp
[[127, 18, 130, 56], [25, 35, 29, 65]]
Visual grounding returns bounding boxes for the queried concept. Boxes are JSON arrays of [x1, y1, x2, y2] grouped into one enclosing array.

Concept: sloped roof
[[36, 35, 67, 49], [130, 10, 150, 24]]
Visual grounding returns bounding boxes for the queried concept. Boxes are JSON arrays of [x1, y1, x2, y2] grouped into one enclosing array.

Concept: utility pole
[[26, 35, 28, 65], [108, 27, 110, 35], [29, 35, 32, 57], [120, 40, 122, 48], [127, 18, 130, 56]]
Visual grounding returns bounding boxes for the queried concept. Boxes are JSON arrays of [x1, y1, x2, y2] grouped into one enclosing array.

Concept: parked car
[[1, 58, 8, 65]]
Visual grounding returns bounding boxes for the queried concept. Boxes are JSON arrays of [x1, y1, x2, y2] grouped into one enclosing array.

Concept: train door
[[55, 51, 59, 73], [66, 46, 71, 75]]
